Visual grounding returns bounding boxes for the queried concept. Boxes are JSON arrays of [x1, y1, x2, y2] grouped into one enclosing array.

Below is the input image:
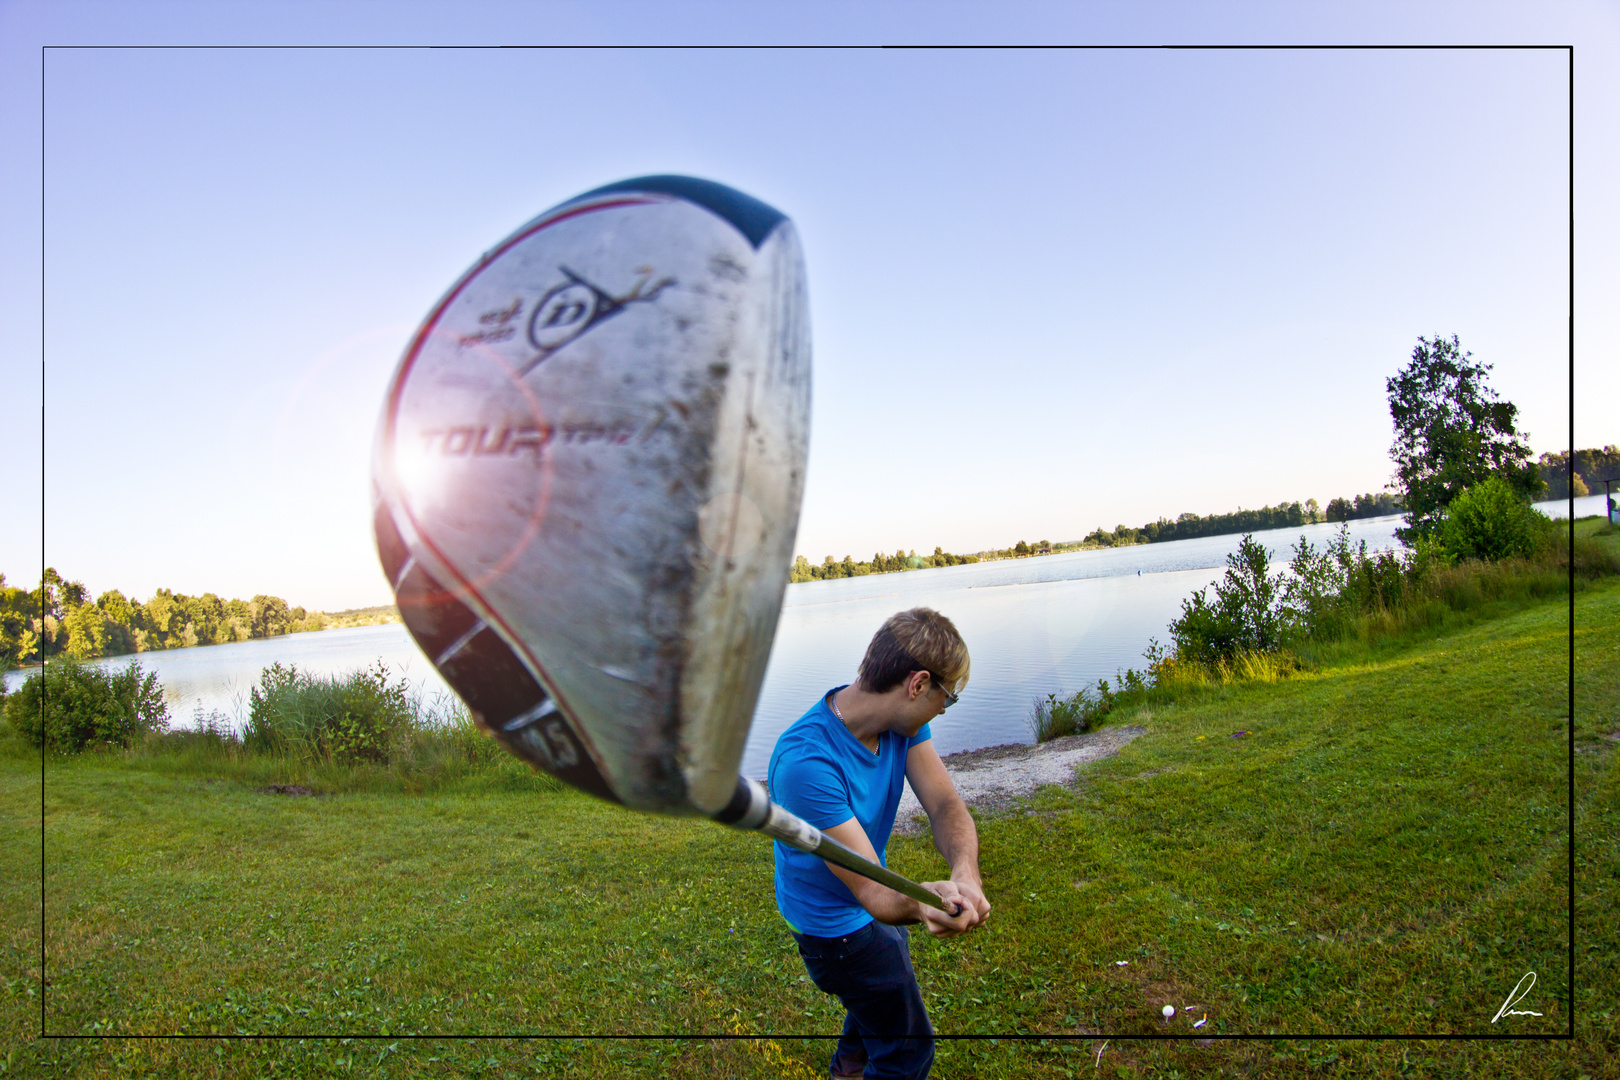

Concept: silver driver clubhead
[[372, 176, 810, 816]]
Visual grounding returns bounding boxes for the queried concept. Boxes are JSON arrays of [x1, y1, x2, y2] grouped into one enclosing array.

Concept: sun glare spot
[[393, 434, 453, 512]]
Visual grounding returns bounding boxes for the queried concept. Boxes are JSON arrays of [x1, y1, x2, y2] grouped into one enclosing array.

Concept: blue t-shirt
[[768, 686, 933, 937]]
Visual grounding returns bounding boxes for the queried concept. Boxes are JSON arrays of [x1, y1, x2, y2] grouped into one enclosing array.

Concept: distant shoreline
[[2, 613, 403, 675]]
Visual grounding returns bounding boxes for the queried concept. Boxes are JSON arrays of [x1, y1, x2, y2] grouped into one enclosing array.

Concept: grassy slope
[[0, 576, 1614, 1078]]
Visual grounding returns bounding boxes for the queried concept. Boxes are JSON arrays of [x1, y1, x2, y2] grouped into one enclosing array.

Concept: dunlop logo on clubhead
[[373, 175, 809, 817], [454, 265, 675, 372], [524, 266, 674, 374]]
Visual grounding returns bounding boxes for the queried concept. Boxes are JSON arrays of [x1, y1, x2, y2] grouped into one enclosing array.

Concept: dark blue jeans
[[792, 920, 934, 1080]]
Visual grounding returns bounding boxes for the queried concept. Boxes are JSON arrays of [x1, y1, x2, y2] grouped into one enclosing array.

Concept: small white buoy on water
[[1162, 1005, 1176, 1019]]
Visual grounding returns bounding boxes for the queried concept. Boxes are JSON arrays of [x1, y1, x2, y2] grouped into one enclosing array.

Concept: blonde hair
[[856, 607, 970, 695]]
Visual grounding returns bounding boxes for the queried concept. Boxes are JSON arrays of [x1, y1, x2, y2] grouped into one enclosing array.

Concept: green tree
[[96, 589, 134, 626], [1014, 540, 1030, 556], [140, 589, 183, 649], [37, 568, 64, 621], [1538, 447, 1620, 499], [250, 595, 292, 639], [0, 574, 37, 668], [1386, 334, 1542, 542], [38, 568, 88, 620], [187, 593, 226, 644], [64, 603, 111, 659], [225, 598, 252, 641], [93, 591, 134, 657], [61, 578, 89, 609], [1305, 498, 1321, 523]]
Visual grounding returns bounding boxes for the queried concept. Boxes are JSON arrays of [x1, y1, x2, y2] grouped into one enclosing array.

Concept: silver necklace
[[830, 691, 844, 720]]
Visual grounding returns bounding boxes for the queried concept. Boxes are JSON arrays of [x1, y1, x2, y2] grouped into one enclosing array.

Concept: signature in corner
[[1490, 972, 1544, 1023]]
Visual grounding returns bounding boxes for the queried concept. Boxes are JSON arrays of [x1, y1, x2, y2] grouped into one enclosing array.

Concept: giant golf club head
[[371, 176, 810, 816]]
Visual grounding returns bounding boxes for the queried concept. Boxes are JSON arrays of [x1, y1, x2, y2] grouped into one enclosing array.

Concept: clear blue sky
[[3, 1, 1614, 610]]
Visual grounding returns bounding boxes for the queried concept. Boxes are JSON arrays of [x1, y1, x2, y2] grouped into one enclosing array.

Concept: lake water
[[17, 501, 1593, 777], [1538, 492, 1614, 521]]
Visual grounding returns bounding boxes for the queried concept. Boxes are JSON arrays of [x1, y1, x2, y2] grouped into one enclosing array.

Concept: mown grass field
[[2, 561, 1615, 1077]]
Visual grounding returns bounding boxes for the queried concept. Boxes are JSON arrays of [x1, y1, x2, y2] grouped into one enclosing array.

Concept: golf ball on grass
[[1162, 1005, 1176, 1018]]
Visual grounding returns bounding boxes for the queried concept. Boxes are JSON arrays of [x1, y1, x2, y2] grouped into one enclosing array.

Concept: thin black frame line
[[1564, 43, 1576, 1043], [38, 39, 48, 1048], [38, 43, 883, 51], [890, 43, 1570, 50], [34, 42, 1575, 52], [40, 1031, 1573, 1043], [31, 40, 1581, 1049]]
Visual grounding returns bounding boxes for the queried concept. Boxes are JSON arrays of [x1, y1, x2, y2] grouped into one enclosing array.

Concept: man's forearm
[[930, 796, 981, 885], [852, 881, 926, 926]]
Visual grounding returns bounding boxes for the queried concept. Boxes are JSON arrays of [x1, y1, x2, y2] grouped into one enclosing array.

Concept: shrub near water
[[1441, 474, 1550, 561], [243, 660, 415, 765], [1028, 690, 1094, 742], [1028, 512, 1619, 742], [5, 658, 169, 751], [112, 667, 546, 796], [1160, 534, 1285, 666]]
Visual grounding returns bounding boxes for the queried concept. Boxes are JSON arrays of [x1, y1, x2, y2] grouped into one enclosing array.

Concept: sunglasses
[[928, 674, 960, 710], [884, 627, 962, 710]]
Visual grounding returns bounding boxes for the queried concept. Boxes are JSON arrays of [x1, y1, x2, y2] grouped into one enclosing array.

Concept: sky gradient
[[4, 1, 1615, 610]]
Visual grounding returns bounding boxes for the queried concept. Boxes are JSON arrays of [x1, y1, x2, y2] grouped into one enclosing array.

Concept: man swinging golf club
[[770, 607, 992, 1080], [375, 175, 993, 1065]]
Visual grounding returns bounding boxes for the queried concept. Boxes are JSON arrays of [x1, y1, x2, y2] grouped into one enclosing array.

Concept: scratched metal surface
[[373, 183, 809, 815]]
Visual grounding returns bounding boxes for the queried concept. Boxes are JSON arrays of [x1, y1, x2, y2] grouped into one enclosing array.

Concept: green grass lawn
[[2, 573, 1614, 1077]]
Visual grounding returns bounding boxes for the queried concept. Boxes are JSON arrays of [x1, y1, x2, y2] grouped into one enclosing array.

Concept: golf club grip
[[713, 777, 958, 915]]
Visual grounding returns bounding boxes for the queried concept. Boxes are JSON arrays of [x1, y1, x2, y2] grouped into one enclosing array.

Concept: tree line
[[982, 540, 1058, 559], [1083, 503, 1309, 548], [0, 568, 331, 669], [1538, 447, 1620, 500], [1073, 437, 1620, 554], [790, 488, 1417, 585], [790, 547, 981, 583], [1077, 492, 1402, 550]]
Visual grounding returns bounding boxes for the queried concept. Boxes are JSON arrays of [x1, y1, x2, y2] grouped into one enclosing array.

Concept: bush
[[1047, 511, 1618, 747], [1028, 691, 1096, 742], [1169, 534, 1285, 665], [1440, 476, 1550, 562], [244, 660, 415, 765], [6, 659, 169, 752]]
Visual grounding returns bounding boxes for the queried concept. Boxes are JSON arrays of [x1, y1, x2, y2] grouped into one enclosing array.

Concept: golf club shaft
[[715, 777, 957, 915], [806, 827, 957, 915]]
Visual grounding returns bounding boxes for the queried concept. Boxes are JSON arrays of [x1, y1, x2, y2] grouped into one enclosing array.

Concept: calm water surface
[[8, 514, 1435, 776], [1537, 492, 1614, 520]]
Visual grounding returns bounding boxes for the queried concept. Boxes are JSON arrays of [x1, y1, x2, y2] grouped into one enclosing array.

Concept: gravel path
[[893, 724, 1148, 836]]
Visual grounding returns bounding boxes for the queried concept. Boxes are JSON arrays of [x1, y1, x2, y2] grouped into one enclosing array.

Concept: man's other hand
[[918, 880, 990, 938]]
